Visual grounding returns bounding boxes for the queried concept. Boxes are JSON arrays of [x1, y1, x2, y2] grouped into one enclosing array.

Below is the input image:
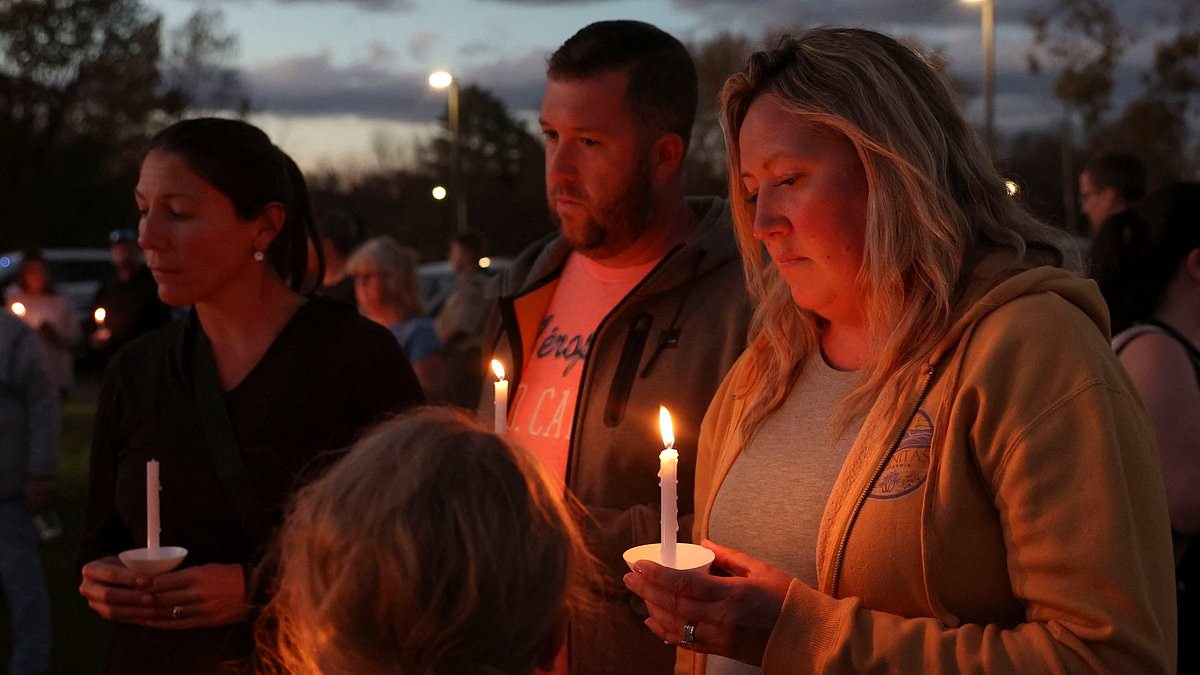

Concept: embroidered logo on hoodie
[[870, 409, 933, 500]]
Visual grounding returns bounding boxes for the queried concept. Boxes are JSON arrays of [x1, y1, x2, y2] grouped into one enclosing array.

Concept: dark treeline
[[1, 0, 1197, 255]]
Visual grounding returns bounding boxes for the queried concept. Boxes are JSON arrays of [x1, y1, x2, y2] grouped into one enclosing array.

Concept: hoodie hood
[[928, 258, 1110, 366]]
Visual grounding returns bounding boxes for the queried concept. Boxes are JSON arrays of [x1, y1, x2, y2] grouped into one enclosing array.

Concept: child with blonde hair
[[259, 407, 597, 674]]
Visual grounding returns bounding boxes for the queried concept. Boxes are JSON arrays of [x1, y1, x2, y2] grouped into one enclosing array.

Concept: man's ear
[[1098, 186, 1120, 216], [650, 132, 686, 186], [534, 613, 568, 673], [1182, 248, 1200, 285], [253, 202, 287, 254]]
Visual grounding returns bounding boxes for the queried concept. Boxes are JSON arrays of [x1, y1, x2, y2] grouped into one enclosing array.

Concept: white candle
[[491, 359, 508, 435], [659, 406, 678, 568], [146, 459, 160, 550]]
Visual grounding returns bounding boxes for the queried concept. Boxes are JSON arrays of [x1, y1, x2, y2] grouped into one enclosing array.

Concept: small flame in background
[[491, 359, 506, 381]]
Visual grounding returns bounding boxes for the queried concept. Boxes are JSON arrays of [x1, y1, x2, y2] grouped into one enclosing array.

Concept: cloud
[[246, 49, 434, 119], [459, 40, 496, 57], [408, 32, 438, 60], [270, 0, 415, 11], [244, 47, 550, 120]]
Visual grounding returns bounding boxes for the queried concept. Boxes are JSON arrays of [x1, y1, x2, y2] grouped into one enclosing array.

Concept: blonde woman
[[624, 28, 1176, 673], [348, 237, 446, 400], [259, 406, 597, 675]]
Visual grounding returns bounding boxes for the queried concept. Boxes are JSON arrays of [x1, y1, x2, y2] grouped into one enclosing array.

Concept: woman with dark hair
[[78, 117, 424, 674], [5, 249, 81, 395], [624, 28, 1174, 673], [1110, 182, 1200, 673]]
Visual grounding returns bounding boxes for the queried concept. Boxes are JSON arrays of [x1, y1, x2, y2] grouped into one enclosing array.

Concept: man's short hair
[[317, 209, 364, 258], [452, 232, 483, 257], [547, 20, 698, 151], [1084, 153, 1147, 203]]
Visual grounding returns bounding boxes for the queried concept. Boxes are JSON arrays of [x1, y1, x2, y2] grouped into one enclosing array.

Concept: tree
[[0, 0, 179, 249], [161, 7, 250, 116], [1025, 0, 1127, 231], [686, 31, 757, 197], [418, 84, 550, 257]]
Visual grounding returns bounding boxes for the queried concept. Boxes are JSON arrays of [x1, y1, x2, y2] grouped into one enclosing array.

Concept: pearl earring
[[253, 250, 265, 262]]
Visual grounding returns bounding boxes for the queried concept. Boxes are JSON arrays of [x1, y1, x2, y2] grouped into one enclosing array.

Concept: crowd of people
[[0, 17, 1195, 675]]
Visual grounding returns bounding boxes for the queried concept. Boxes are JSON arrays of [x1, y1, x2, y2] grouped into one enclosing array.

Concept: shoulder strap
[[1140, 318, 1200, 372], [1113, 324, 1164, 355], [187, 314, 267, 536]]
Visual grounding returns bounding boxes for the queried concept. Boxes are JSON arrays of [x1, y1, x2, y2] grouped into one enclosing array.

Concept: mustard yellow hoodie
[[681, 265, 1177, 674]]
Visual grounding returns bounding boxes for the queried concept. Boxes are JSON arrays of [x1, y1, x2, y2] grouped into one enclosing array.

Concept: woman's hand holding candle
[[140, 563, 250, 629], [79, 557, 157, 623]]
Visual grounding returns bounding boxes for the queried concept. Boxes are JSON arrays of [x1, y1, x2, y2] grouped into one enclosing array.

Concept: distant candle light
[[491, 359, 508, 434], [11, 301, 26, 318]]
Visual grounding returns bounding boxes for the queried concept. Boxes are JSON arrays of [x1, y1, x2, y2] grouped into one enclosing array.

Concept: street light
[[964, 0, 995, 155], [429, 70, 467, 233]]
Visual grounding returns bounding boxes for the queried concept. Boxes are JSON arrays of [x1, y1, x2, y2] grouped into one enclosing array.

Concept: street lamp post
[[965, 0, 995, 155], [429, 70, 467, 233]]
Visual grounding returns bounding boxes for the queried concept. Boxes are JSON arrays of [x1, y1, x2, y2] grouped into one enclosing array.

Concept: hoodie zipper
[[830, 364, 937, 597], [563, 243, 686, 487]]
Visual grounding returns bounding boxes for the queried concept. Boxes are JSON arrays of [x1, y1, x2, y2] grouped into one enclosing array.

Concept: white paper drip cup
[[118, 546, 188, 576], [623, 542, 715, 574]]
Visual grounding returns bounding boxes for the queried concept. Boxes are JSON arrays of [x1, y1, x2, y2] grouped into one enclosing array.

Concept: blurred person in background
[[311, 208, 363, 306], [259, 407, 598, 675], [78, 118, 423, 675], [347, 236, 446, 401], [0, 310, 59, 675], [90, 228, 172, 361], [1083, 152, 1148, 334], [433, 232, 491, 409], [5, 248, 81, 397], [1110, 182, 1200, 674]]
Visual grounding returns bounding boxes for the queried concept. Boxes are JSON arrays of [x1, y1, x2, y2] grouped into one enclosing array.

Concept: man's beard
[[547, 156, 655, 260]]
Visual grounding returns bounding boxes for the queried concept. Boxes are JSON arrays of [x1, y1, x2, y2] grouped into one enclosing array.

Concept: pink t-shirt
[[507, 251, 661, 482]]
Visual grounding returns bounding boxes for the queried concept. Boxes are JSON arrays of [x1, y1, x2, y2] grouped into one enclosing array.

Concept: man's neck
[[587, 197, 696, 269], [323, 258, 347, 286]]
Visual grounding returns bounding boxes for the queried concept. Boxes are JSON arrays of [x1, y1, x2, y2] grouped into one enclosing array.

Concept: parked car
[[1, 248, 112, 325], [418, 256, 511, 313]]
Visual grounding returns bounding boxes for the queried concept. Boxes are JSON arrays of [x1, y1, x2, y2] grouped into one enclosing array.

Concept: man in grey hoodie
[[0, 310, 59, 675], [480, 20, 751, 675]]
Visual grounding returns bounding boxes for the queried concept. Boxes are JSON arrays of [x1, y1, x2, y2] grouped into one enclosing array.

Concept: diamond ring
[[680, 621, 698, 648]]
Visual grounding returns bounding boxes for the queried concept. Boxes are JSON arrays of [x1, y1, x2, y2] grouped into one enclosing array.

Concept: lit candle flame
[[491, 359, 506, 381], [659, 405, 675, 449], [94, 307, 107, 324], [11, 301, 26, 317]]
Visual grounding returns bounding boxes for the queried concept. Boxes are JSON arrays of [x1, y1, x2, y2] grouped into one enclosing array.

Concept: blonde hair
[[720, 28, 1078, 446], [346, 236, 424, 318], [259, 407, 598, 675]]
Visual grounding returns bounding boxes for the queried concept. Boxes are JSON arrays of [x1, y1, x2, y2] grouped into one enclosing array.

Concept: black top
[[316, 275, 356, 307], [81, 298, 423, 674]]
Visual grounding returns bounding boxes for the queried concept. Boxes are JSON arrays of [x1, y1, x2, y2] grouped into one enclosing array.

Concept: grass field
[[1, 380, 114, 674]]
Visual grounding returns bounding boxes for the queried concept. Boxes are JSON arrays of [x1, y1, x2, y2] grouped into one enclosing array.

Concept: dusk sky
[[145, 0, 1186, 172]]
